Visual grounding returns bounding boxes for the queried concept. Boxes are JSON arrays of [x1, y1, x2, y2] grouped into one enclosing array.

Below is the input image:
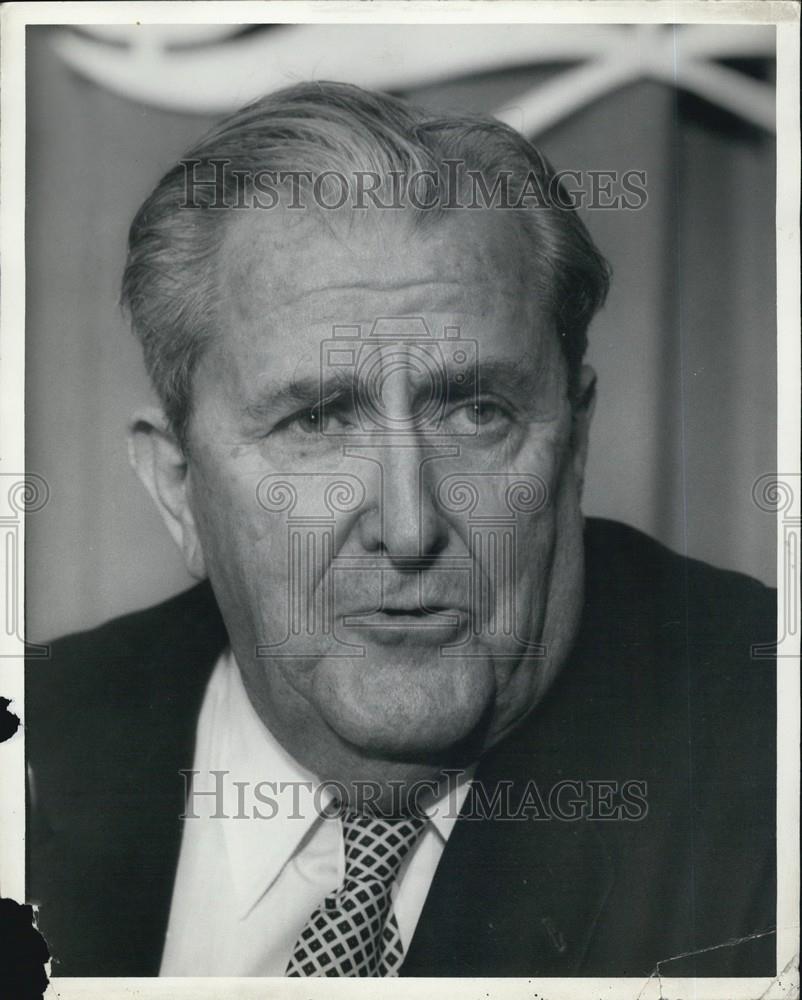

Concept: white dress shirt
[[160, 649, 473, 976]]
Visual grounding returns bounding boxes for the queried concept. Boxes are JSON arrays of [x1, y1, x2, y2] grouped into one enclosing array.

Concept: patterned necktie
[[286, 810, 426, 977]]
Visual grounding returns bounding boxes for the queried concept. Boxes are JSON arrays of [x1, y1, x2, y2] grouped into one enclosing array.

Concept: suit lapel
[[401, 697, 617, 976], [401, 561, 622, 977]]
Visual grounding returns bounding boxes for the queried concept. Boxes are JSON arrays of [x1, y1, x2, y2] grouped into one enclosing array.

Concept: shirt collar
[[209, 649, 474, 918], [210, 650, 334, 918], [416, 766, 476, 840]]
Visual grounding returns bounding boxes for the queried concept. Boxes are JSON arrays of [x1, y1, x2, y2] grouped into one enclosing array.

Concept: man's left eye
[[471, 402, 505, 425], [448, 400, 511, 431]]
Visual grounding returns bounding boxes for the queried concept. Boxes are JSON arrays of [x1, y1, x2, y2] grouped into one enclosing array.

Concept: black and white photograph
[[0, 3, 798, 997]]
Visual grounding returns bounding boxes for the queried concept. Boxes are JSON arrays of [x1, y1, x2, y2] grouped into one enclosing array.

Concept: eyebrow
[[243, 368, 353, 421], [242, 357, 545, 421], [448, 360, 542, 401]]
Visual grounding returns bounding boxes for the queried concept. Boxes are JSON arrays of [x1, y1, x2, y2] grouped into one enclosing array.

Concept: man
[[26, 82, 776, 978]]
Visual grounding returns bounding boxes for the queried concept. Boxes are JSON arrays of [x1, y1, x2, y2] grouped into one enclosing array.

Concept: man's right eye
[[293, 407, 324, 434], [273, 403, 354, 437], [271, 405, 325, 435]]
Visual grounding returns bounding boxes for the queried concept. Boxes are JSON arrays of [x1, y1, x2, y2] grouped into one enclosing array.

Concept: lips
[[341, 603, 465, 617], [376, 604, 461, 615], [368, 608, 464, 625], [341, 605, 466, 631], [339, 605, 466, 647], [334, 580, 472, 627]]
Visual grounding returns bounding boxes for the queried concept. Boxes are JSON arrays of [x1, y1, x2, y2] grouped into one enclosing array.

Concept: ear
[[128, 408, 207, 580], [570, 365, 597, 498]]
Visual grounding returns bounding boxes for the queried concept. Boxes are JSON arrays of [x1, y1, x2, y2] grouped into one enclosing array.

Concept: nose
[[357, 443, 449, 565]]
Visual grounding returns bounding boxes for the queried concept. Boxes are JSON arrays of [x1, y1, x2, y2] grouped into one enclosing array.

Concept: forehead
[[209, 206, 557, 388], [221, 205, 536, 316]]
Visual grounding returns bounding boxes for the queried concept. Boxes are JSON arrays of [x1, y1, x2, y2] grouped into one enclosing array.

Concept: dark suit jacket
[[26, 518, 776, 977]]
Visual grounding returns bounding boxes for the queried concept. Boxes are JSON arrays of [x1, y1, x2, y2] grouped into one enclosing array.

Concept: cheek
[[497, 445, 584, 659], [503, 507, 559, 667], [188, 453, 289, 595], [504, 426, 571, 577], [191, 465, 249, 549]]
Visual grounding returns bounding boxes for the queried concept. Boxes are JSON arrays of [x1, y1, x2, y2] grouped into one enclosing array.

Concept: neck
[[240, 668, 477, 815]]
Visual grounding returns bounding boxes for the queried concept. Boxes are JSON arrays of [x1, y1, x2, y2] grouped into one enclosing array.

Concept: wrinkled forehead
[[218, 205, 543, 328]]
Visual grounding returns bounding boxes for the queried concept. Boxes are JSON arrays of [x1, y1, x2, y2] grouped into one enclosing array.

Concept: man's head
[[124, 82, 609, 802]]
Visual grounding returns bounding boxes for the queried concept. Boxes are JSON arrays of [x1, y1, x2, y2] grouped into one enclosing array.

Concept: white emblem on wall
[[51, 23, 775, 135]]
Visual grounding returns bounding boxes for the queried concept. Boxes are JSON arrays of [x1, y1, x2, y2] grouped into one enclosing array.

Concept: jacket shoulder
[[25, 581, 227, 784], [28, 581, 225, 699], [25, 583, 225, 976], [583, 516, 775, 639]]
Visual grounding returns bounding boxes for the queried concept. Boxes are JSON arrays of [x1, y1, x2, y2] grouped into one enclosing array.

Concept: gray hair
[[121, 81, 610, 445]]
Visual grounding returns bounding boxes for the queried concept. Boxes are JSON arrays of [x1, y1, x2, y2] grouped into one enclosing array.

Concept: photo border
[[1, 2, 798, 997]]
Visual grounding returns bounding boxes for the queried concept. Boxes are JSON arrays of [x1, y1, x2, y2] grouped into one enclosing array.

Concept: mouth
[[344, 603, 463, 621], [341, 605, 466, 642]]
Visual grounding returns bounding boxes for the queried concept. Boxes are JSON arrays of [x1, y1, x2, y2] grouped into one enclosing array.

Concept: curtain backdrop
[[24, 26, 776, 642]]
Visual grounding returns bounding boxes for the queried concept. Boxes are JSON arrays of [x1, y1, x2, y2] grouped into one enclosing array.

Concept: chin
[[310, 652, 498, 761]]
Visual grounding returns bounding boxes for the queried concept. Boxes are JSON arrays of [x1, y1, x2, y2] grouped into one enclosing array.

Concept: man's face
[[182, 206, 590, 780]]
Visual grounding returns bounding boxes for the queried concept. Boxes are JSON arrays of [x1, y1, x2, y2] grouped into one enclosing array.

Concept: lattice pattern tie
[[286, 810, 426, 977]]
